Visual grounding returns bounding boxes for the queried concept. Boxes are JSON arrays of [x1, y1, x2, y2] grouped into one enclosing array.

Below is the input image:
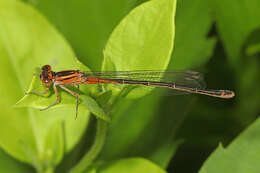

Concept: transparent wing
[[83, 70, 206, 89]]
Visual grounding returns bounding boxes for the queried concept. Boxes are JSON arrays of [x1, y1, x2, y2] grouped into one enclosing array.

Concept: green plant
[[1, 0, 176, 172], [1, 0, 260, 173]]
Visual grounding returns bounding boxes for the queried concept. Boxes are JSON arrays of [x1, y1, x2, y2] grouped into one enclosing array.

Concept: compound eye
[[40, 74, 42, 78], [42, 65, 51, 71]]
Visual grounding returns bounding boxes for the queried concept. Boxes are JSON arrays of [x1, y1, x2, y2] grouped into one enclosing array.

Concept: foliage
[[0, 0, 260, 173], [200, 118, 260, 173]]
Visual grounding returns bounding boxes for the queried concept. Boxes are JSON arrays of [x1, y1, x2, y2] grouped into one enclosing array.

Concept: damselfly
[[27, 65, 235, 118]]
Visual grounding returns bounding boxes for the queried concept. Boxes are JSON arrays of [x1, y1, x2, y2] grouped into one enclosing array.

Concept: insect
[[27, 65, 235, 118]]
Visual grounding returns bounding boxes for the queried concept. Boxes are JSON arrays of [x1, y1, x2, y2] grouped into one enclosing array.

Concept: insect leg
[[40, 84, 60, 111], [59, 85, 80, 119], [26, 87, 50, 95]]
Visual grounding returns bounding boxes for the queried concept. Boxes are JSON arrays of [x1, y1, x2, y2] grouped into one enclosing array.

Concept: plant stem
[[69, 119, 108, 173]]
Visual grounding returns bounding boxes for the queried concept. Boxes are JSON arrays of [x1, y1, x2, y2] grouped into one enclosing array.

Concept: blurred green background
[[1, 0, 260, 172]]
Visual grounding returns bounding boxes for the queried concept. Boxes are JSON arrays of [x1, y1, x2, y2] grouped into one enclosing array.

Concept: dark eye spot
[[42, 65, 51, 71]]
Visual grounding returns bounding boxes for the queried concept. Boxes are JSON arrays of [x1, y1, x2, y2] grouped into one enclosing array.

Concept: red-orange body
[[45, 69, 120, 85]]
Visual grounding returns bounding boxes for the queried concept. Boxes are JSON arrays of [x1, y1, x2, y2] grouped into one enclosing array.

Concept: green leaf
[[212, 0, 260, 65], [0, 148, 34, 173], [80, 95, 110, 122], [169, 0, 216, 69], [96, 158, 166, 173], [103, 0, 176, 70], [32, 0, 137, 70], [0, 0, 89, 169], [199, 117, 260, 173], [102, 0, 176, 98]]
